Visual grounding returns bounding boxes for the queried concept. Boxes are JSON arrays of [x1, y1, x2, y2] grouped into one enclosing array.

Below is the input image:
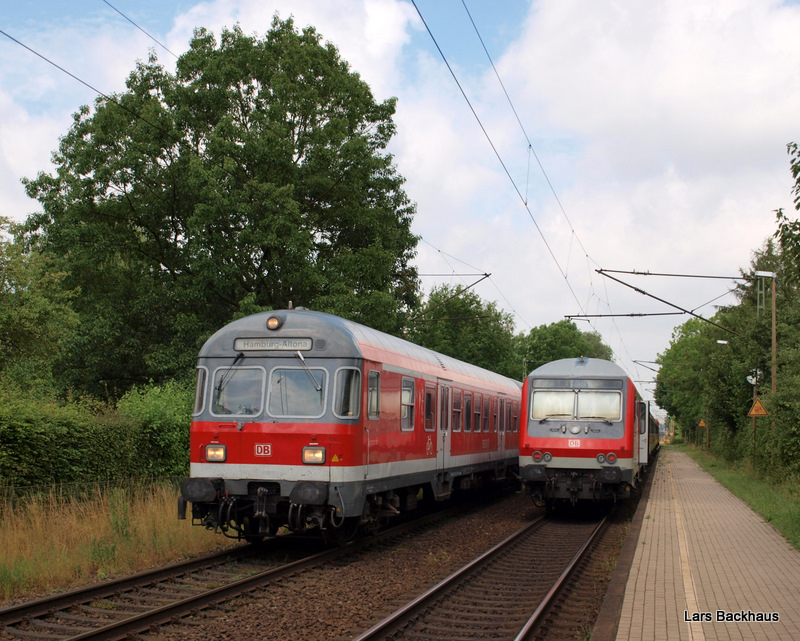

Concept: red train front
[[519, 357, 658, 507], [179, 308, 521, 542]]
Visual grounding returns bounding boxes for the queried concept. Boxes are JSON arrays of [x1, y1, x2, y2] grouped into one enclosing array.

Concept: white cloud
[[2, 0, 797, 398]]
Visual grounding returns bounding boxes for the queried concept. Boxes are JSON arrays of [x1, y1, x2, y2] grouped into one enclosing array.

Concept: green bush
[[117, 381, 192, 478], [0, 395, 140, 486], [0, 381, 192, 487]]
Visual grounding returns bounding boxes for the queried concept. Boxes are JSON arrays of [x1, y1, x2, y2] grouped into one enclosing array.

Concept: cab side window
[[334, 368, 361, 418]]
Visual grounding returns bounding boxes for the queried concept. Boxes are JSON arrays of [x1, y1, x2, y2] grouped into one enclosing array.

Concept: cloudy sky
[[2, 0, 799, 407]]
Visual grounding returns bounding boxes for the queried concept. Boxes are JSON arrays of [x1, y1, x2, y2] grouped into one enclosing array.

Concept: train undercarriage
[[179, 467, 515, 545]]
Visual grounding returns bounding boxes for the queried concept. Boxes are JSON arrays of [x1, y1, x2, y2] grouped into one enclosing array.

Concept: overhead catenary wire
[[453, 2, 742, 386], [415, 1, 644, 373], [5, 9, 693, 399], [102, 0, 178, 58], [596, 270, 741, 336], [418, 237, 530, 329], [410, 0, 586, 319], [460, 0, 592, 263]]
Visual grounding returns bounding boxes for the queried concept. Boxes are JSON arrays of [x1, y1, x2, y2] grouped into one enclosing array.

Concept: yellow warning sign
[[699, 419, 707, 427], [748, 398, 769, 417]]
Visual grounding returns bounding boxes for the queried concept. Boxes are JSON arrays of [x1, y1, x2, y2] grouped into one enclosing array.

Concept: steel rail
[[352, 514, 549, 641], [2, 507, 462, 641], [0, 544, 253, 625], [514, 515, 608, 641]]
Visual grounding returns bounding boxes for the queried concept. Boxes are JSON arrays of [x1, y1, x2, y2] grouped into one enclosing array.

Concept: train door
[[437, 380, 451, 472], [638, 400, 652, 466], [497, 398, 506, 454]]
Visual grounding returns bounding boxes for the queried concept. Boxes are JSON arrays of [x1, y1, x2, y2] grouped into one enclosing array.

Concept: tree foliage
[[23, 18, 418, 398], [655, 142, 800, 475], [518, 319, 613, 374], [0, 218, 77, 394], [407, 284, 519, 379]]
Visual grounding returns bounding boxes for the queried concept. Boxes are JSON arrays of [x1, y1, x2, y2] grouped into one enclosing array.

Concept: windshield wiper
[[581, 416, 614, 425], [216, 352, 245, 394], [539, 413, 572, 424], [295, 351, 322, 391]]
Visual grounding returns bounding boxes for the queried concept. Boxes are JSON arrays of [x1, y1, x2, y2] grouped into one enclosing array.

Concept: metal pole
[[752, 382, 757, 472], [772, 276, 777, 395], [771, 278, 777, 462]]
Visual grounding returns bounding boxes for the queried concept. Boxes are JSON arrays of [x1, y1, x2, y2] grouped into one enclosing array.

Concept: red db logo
[[255, 444, 272, 456], [568, 439, 581, 448]]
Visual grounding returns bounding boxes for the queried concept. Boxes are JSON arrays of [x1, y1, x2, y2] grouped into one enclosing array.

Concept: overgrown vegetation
[[656, 143, 800, 483], [0, 481, 236, 603], [0, 384, 189, 487]]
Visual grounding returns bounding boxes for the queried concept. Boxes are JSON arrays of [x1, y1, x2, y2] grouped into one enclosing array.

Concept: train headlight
[[606, 452, 617, 464], [266, 315, 283, 330], [303, 446, 326, 465], [205, 444, 227, 462], [596, 453, 606, 464], [543, 452, 552, 462]]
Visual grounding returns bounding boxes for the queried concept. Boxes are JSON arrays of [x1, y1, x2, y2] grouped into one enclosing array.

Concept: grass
[[673, 444, 800, 550], [0, 482, 237, 604]]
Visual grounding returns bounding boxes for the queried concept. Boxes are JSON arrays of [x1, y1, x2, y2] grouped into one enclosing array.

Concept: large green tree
[[23, 19, 419, 397], [517, 319, 613, 374], [0, 218, 77, 395]]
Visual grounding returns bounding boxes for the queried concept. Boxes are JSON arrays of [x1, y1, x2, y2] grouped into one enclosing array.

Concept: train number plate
[[568, 439, 581, 448], [255, 444, 272, 456]]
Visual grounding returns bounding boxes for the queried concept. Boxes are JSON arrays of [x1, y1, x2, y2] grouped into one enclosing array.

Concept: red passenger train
[[179, 309, 521, 542], [519, 357, 659, 507]]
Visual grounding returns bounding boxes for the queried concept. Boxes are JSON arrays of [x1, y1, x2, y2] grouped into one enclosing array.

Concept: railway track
[[353, 513, 609, 641], [0, 509, 459, 641]]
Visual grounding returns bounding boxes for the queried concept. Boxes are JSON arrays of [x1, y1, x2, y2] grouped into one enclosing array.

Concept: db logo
[[255, 443, 272, 456], [568, 439, 581, 448]]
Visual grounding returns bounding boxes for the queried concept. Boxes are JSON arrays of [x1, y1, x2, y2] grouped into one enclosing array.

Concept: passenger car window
[[401, 378, 415, 431], [452, 390, 462, 432], [424, 384, 436, 432]]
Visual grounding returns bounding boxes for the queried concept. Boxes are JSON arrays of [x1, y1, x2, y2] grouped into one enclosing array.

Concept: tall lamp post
[[755, 270, 777, 455]]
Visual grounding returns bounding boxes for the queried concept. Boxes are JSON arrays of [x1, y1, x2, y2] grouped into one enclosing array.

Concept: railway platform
[[594, 448, 800, 641]]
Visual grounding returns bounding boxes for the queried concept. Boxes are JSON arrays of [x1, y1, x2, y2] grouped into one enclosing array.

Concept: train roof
[[200, 309, 521, 390], [528, 357, 627, 380]]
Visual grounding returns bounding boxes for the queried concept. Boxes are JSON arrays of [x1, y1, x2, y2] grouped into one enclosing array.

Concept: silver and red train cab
[[179, 309, 522, 542], [519, 357, 659, 507]]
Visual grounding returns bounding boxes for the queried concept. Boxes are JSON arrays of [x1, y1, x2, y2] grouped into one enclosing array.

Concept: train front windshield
[[531, 389, 622, 422], [267, 367, 327, 417], [195, 362, 361, 420]]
